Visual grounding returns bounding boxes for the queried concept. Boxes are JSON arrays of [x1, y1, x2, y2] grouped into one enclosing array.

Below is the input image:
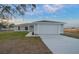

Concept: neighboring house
[[14, 20, 65, 35], [14, 23, 32, 31]]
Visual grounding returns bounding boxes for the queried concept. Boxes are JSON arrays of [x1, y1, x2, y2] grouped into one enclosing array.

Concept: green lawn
[[0, 31, 28, 41], [0, 31, 52, 54]]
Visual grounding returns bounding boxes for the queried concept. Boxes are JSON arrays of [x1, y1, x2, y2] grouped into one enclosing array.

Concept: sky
[[11, 4, 79, 28]]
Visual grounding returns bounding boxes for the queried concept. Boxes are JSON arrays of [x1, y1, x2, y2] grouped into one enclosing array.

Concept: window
[[25, 27, 28, 30], [18, 26, 20, 30], [30, 26, 34, 28]]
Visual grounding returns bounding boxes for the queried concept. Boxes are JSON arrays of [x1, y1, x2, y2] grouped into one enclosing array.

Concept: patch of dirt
[[0, 37, 52, 54]]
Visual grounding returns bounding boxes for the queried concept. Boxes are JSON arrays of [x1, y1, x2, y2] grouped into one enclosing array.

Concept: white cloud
[[25, 9, 43, 16], [43, 4, 64, 13]]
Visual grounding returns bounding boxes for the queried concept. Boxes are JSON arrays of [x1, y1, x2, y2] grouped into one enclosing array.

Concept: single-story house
[[14, 20, 65, 35]]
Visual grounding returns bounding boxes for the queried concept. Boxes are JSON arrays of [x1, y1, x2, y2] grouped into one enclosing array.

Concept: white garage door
[[38, 24, 59, 34]]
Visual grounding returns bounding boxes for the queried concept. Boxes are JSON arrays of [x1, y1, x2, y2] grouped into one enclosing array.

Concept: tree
[[9, 23, 15, 28], [0, 4, 36, 19], [0, 22, 7, 30], [0, 23, 3, 30], [0, 4, 36, 30]]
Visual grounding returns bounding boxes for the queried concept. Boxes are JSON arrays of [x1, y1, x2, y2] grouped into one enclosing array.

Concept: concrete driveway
[[39, 35, 79, 54]]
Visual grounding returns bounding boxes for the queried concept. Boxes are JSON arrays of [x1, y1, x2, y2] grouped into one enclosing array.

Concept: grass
[[0, 31, 28, 42], [0, 31, 52, 54], [63, 29, 79, 39]]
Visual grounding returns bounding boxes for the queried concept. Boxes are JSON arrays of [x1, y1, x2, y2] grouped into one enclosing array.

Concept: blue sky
[[12, 4, 79, 27]]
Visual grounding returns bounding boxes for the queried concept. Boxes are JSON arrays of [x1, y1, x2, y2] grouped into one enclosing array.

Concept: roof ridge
[[33, 20, 64, 23]]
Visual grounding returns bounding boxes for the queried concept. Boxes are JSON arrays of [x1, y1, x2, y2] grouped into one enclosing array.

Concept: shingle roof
[[15, 23, 31, 26], [15, 20, 65, 26], [32, 20, 65, 24]]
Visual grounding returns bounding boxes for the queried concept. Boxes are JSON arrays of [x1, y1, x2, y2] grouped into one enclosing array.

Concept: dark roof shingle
[[33, 20, 64, 24]]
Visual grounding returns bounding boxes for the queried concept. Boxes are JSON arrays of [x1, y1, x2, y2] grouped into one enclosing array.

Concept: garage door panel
[[38, 24, 58, 34]]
